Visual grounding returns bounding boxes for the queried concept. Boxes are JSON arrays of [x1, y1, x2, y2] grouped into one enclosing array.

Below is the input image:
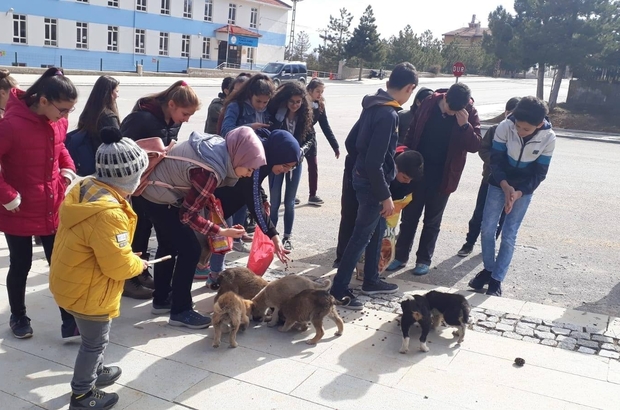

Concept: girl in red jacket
[[0, 67, 78, 339], [0, 69, 18, 119]]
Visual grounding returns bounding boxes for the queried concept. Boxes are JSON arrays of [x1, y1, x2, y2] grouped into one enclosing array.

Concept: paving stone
[[541, 339, 558, 347], [603, 330, 618, 339], [523, 336, 540, 344], [542, 319, 556, 327], [478, 321, 497, 329], [534, 330, 556, 340], [536, 325, 551, 332], [484, 309, 504, 317], [570, 331, 590, 340], [500, 319, 517, 326], [578, 339, 599, 349], [599, 350, 620, 359], [556, 336, 577, 344], [505, 314, 522, 321], [551, 327, 571, 336], [471, 307, 485, 313], [559, 342, 576, 351], [518, 322, 536, 329], [502, 331, 523, 340], [470, 312, 487, 322], [578, 346, 597, 355], [487, 330, 503, 337], [472, 325, 488, 333], [521, 316, 542, 325], [515, 324, 535, 337], [586, 326, 605, 334], [592, 335, 614, 344], [601, 343, 618, 352], [495, 323, 515, 332], [486, 316, 500, 323], [554, 322, 582, 331]]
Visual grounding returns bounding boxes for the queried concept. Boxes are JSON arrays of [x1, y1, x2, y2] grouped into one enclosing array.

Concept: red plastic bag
[[247, 228, 274, 276]]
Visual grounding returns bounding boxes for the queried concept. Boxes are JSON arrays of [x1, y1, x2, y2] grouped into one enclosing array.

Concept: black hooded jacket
[[120, 98, 181, 145]]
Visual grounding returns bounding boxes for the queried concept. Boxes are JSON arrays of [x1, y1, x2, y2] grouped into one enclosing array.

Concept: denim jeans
[[466, 179, 505, 245], [71, 317, 111, 395], [269, 163, 303, 237], [335, 165, 358, 264], [331, 174, 384, 296], [481, 185, 532, 282]]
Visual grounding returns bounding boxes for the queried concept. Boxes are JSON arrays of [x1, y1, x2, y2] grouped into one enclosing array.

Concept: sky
[[285, 0, 516, 49]]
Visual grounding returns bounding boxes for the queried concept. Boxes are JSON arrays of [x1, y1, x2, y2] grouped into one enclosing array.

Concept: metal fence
[[574, 66, 620, 84]]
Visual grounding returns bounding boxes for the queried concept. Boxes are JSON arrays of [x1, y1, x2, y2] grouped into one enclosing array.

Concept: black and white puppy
[[399, 291, 470, 354]]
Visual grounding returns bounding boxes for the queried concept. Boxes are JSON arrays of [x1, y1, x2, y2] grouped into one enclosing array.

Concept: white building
[[0, 0, 290, 72]]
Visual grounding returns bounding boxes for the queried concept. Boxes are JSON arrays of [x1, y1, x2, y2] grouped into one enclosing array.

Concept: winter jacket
[[490, 117, 555, 195], [305, 102, 339, 158], [220, 100, 270, 137], [205, 96, 224, 134], [120, 98, 181, 145], [403, 89, 481, 195], [49, 178, 144, 320], [349, 89, 402, 202], [478, 125, 497, 183], [269, 112, 314, 160], [0, 88, 76, 236]]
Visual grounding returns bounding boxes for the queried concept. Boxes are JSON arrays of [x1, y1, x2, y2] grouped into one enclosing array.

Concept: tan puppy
[[214, 267, 268, 303], [250, 276, 331, 327], [212, 291, 252, 348], [279, 289, 348, 345]]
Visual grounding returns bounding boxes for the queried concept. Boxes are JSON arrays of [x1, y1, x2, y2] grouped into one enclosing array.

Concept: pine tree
[[345, 5, 385, 80]]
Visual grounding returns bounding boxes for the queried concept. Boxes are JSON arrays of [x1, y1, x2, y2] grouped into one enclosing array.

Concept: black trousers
[[130, 197, 153, 282], [334, 166, 358, 264], [4, 233, 74, 322], [466, 179, 505, 245], [394, 181, 451, 266], [134, 197, 201, 314]]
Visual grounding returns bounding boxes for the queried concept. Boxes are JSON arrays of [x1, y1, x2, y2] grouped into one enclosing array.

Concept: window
[[44, 18, 57, 47], [161, 0, 170, 15], [108, 0, 119, 6], [136, 0, 146, 11], [76, 22, 88, 49], [13, 14, 27, 44], [228, 3, 236, 24], [159, 32, 169, 56], [204, 0, 213, 21], [250, 7, 258, 29], [107, 26, 118, 52], [183, 0, 192, 18], [76, 0, 89, 3], [202, 37, 211, 59], [246, 47, 255, 64], [181, 35, 190, 58], [135, 29, 145, 54]]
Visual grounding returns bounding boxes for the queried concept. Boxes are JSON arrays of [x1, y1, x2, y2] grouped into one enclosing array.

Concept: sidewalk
[[481, 122, 620, 144], [1, 242, 619, 410]]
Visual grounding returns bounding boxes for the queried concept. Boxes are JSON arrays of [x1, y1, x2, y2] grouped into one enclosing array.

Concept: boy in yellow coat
[[50, 127, 148, 410]]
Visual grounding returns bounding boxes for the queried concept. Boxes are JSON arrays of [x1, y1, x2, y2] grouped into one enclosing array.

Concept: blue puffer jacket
[[220, 100, 270, 137]]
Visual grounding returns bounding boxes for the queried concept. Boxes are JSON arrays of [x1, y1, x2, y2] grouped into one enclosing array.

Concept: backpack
[[65, 129, 97, 177]]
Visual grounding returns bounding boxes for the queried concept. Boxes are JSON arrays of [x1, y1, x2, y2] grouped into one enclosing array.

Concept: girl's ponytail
[[21, 67, 77, 105], [0, 69, 18, 91]]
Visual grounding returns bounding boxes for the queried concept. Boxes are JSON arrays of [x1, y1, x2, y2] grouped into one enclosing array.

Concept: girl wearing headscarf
[[132, 127, 266, 329], [204, 128, 301, 285]]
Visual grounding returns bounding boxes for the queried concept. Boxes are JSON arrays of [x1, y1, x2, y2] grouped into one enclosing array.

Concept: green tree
[[441, 41, 494, 75], [386, 25, 423, 67], [345, 5, 385, 80], [289, 31, 311, 61], [483, 6, 527, 75], [417, 30, 444, 71], [316, 8, 354, 72]]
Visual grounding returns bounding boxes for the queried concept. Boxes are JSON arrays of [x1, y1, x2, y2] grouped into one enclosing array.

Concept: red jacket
[[403, 90, 481, 194], [0, 89, 76, 236]]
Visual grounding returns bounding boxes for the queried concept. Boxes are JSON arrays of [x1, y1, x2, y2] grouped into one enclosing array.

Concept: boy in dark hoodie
[[388, 83, 481, 275], [330, 62, 418, 310], [205, 76, 233, 134], [397, 87, 433, 144]]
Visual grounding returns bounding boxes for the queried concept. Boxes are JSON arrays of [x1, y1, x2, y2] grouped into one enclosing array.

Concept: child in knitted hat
[[49, 127, 149, 410]]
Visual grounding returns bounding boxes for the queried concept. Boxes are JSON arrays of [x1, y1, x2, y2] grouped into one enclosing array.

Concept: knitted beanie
[[95, 127, 148, 194]]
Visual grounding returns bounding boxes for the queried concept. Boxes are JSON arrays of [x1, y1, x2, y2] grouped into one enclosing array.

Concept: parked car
[[261, 62, 308, 87]]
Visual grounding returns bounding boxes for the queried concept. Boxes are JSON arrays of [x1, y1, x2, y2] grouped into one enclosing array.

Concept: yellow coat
[[49, 178, 144, 320]]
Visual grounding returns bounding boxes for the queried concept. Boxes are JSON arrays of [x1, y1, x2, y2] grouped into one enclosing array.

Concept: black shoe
[[10, 315, 33, 339], [282, 238, 293, 251], [123, 277, 153, 300], [457, 243, 474, 257], [486, 278, 502, 297], [61, 319, 80, 339], [360, 279, 399, 296], [69, 388, 119, 410], [245, 214, 256, 234], [294, 197, 300, 205], [332, 260, 340, 269], [95, 366, 122, 387], [468, 269, 492, 291], [137, 270, 155, 290], [332, 290, 363, 311], [308, 195, 324, 206]]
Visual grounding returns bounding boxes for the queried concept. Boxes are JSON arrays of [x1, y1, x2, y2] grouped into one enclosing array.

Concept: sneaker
[[61, 319, 80, 339], [69, 388, 119, 410], [241, 233, 254, 243], [332, 290, 364, 311], [308, 195, 324, 206], [123, 278, 153, 300], [245, 216, 256, 234], [468, 269, 492, 291], [233, 241, 251, 253], [10, 315, 33, 339], [386, 259, 406, 271], [332, 260, 340, 269], [412, 263, 430, 276], [457, 243, 474, 257], [361, 279, 399, 296], [95, 366, 122, 388], [282, 238, 293, 251], [34, 236, 42, 245], [151, 297, 172, 315], [294, 197, 300, 205], [194, 263, 211, 280], [169, 309, 212, 329], [486, 278, 503, 297], [206, 271, 221, 288], [137, 271, 155, 290]]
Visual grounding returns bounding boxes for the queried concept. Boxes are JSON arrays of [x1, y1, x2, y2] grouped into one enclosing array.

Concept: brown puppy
[[214, 267, 268, 303], [279, 289, 348, 345], [250, 275, 331, 327], [212, 291, 252, 348]]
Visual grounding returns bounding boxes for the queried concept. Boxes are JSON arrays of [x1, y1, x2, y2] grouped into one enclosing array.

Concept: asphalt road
[[14, 74, 619, 317]]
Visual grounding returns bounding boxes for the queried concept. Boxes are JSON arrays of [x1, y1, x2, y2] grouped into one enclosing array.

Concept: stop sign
[[453, 62, 466, 77]]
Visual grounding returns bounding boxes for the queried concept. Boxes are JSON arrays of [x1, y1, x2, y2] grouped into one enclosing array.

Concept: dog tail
[[332, 295, 351, 306], [315, 278, 332, 291]]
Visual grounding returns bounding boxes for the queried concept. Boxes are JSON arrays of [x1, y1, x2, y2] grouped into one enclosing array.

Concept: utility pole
[[318, 28, 329, 48], [287, 0, 304, 59]]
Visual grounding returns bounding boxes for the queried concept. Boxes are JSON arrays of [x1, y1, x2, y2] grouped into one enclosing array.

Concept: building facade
[[442, 14, 490, 48], [0, 0, 290, 73]]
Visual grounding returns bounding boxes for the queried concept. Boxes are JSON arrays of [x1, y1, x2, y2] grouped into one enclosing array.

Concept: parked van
[[261, 62, 308, 87]]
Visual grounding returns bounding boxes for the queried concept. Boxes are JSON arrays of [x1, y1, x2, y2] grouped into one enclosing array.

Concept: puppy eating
[[278, 289, 348, 345], [399, 291, 470, 354], [250, 275, 331, 327], [212, 291, 252, 348], [214, 267, 268, 303]]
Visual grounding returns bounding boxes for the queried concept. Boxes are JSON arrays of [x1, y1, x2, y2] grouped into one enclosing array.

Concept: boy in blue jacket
[[330, 63, 418, 310], [469, 96, 555, 296]]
